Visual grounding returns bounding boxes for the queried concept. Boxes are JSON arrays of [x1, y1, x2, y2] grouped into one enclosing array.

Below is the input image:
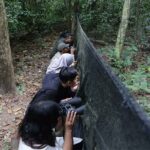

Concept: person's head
[[58, 43, 70, 53], [59, 31, 71, 38], [59, 66, 77, 87], [64, 34, 74, 46], [18, 101, 61, 148]]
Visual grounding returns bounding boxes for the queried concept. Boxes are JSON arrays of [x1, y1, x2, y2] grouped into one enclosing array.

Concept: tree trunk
[[71, 13, 75, 33], [115, 0, 131, 59], [63, 0, 72, 31], [135, 0, 142, 44], [71, 0, 79, 33], [0, 0, 16, 94]]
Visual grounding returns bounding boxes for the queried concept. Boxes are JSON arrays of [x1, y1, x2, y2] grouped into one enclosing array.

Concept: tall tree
[[71, 0, 80, 33], [0, 0, 16, 94], [115, 0, 131, 59], [135, 0, 142, 44], [64, 0, 73, 31]]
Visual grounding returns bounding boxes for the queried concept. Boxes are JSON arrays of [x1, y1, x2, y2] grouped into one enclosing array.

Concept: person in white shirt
[[18, 101, 78, 150], [48, 43, 76, 74], [46, 53, 74, 74]]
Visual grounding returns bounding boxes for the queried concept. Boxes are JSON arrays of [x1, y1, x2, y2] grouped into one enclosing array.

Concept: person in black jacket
[[30, 66, 85, 144], [30, 67, 78, 104]]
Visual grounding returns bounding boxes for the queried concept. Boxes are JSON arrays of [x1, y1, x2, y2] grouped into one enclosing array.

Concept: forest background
[[0, 0, 150, 149]]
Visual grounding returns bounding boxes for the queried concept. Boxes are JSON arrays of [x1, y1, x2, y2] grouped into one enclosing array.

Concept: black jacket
[[30, 73, 75, 104]]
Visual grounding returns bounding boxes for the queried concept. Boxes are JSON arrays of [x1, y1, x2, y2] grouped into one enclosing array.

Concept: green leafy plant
[[5, 0, 69, 37], [137, 97, 150, 115], [119, 68, 149, 93], [16, 83, 25, 95], [102, 45, 150, 94]]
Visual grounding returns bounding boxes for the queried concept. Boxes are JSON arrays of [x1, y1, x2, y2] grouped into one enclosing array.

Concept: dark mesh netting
[[75, 19, 150, 150]]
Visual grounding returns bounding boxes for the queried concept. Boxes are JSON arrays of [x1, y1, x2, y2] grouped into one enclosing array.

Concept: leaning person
[[18, 101, 78, 150], [46, 53, 75, 74], [57, 32, 74, 48], [31, 67, 78, 104], [49, 43, 76, 69], [30, 67, 84, 114]]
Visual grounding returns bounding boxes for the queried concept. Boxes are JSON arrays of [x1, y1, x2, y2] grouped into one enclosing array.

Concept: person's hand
[[70, 47, 76, 54], [71, 80, 80, 92], [70, 76, 80, 92], [70, 61, 77, 67], [61, 98, 72, 102], [63, 111, 76, 150], [71, 85, 79, 92], [65, 111, 76, 131]]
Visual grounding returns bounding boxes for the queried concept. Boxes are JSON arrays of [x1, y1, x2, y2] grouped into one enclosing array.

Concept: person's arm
[[70, 47, 76, 55], [63, 111, 76, 150], [69, 61, 77, 67], [70, 75, 80, 92], [60, 98, 72, 103]]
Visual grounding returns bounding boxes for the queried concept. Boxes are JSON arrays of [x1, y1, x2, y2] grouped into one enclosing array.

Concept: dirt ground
[[0, 33, 57, 150]]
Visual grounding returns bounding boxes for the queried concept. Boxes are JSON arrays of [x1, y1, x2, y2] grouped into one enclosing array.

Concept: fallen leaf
[[2, 124, 10, 130], [7, 109, 12, 114], [13, 107, 22, 112]]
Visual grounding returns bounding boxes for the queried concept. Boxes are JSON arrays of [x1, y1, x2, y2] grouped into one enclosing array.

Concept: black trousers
[[60, 97, 85, 150], [60, 97, 85, 115]]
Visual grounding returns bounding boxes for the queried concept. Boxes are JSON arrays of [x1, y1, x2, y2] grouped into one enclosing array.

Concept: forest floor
[[0, 33, 58, 150]]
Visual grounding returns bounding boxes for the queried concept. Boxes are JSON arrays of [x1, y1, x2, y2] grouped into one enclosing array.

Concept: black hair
[[18, 101, 60, 148], [59, 31, 73, 38], [59, 67, 77, 83]]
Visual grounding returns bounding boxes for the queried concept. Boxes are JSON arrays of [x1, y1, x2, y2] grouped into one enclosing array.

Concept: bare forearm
[[63, 130, 73, 150], [63, 111, 76, 150]]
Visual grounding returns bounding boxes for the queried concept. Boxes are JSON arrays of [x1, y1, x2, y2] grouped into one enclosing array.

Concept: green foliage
[[80, 0, 124, 39], [79, 0, 150, 42], [5, 1, 26, 35], [137, 97, 150, 116], [119, 68, 150, 94], [2, 140, 11, 150], [4, 0, 150, 40], [5, 0, 69, 37], [99, 44, 150, 113], [16, 83, 25, 95], [100, 44, 138, 72], [99, 44, 149, 94]]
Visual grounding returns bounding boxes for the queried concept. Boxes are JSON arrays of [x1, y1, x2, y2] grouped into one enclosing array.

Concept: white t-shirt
[[18, 137, 82, 150], [46, 52, 61, 74], [46, 53, 74, 74]]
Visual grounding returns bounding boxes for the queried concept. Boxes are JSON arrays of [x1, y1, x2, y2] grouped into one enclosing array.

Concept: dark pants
[[60, 97, 85, 115], [61, 97, 84, 150]]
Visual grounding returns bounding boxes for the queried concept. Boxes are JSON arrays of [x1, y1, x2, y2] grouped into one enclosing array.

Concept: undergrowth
[[98, 44, 150, 115]]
